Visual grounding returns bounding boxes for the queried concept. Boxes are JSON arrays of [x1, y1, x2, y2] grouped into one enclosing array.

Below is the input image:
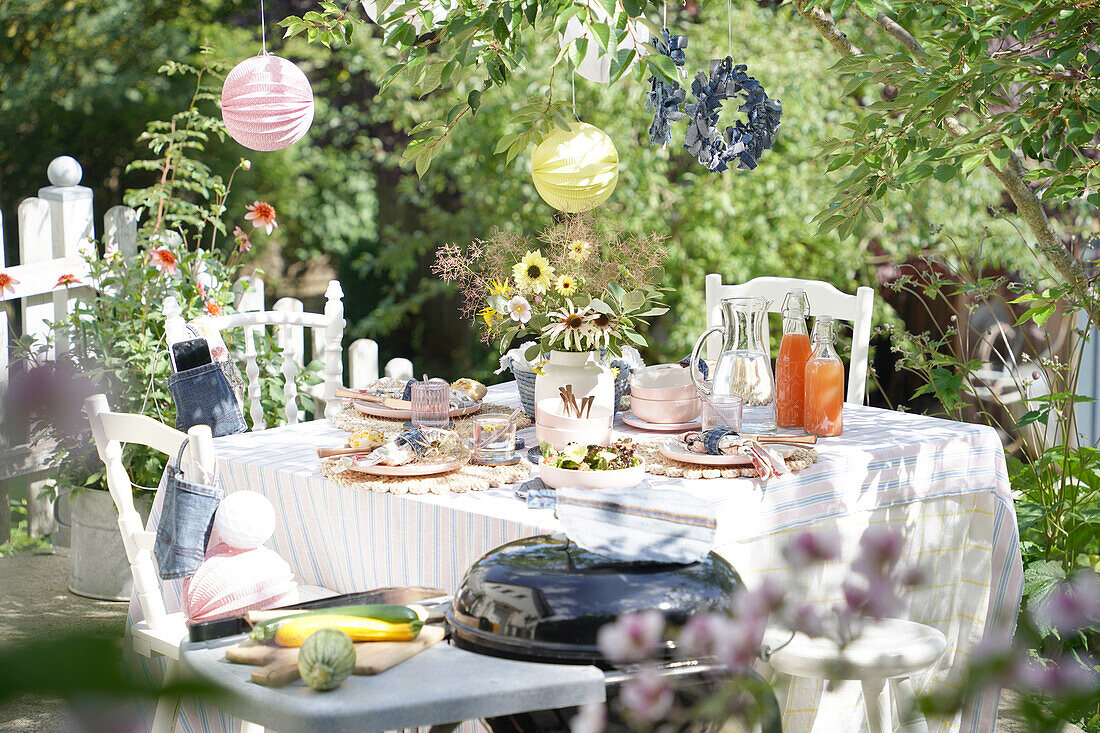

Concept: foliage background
[[0, 0, 1025, 393]]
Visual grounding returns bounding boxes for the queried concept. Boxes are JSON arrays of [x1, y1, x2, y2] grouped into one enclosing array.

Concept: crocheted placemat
[[319, 457, 532, 494], [330, 402, 533, 438], [635, 441, 819, 480]]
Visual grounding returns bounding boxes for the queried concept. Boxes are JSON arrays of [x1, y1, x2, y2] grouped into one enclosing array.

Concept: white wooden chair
[[83, 394, 241, 733], [705, 274, 876, 405], [163, 279, 345, 430], [763, 618, 947, 733]]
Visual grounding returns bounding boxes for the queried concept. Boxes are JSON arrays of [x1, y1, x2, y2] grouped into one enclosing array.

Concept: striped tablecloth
[[127, 382, 1021, 733]]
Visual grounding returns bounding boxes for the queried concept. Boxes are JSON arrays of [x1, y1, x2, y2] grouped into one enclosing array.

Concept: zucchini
[[249, 603, 421, 643], [273, 614, 422, 647]]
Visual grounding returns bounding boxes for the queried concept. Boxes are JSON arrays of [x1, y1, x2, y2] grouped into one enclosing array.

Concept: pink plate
[[351, 402, 481, 421], [657, 439, 799, 466], [621, 412, 701, 432], [346, 458, 465, 477]]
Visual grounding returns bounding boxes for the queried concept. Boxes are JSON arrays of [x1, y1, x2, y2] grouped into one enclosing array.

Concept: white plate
[[346, 458, 465, 477], [351, 402, 481, 421], [657, 438, 800, 467], [621, 412, 700, 432]]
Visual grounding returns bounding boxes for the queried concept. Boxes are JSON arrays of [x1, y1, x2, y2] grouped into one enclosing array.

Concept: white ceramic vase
[[534, 350, 615, 424]]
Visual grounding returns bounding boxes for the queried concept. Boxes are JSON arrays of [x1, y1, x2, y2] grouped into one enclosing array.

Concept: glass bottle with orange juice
[[804, 315, 844, 437], [776, 290, 812, 429]]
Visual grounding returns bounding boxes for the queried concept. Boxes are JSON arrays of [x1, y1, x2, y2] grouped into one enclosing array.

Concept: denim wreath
[[683, 57, 783, 172], [645, 29, 688, 148]]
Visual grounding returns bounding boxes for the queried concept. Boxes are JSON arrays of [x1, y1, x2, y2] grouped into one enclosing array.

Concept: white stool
[[762, 618, 947, 733]]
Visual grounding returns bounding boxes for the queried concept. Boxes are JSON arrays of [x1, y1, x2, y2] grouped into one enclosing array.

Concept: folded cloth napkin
[[681, 428, 789, 480], [556, 482, 717, 564]]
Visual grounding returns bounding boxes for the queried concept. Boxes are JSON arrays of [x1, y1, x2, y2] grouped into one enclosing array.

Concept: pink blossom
[[148, 248, 177, 275], [1016, 655, 1099, 696], [569, 703, 606, 733], [233, 225, 253, 253], [900, 564, 928, 587], [1033, 571, 1100, 634], [713, 616, 766, 670], [842, 574, 901, 620], [619, 667, 674, 722], [597, 610, 665, 665], [851, 527, 905, 576], [245, 201, 278, 235], [677, 613, 735, 660], [782, 603, 824, 638], [783, 529, 842, 567], [0, 272, 18, 296]]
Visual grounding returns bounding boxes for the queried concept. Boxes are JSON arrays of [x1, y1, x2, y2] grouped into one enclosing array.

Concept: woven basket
[[511, 364, 630, 420]]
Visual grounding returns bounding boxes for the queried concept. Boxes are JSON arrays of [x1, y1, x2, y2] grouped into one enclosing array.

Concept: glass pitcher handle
[[690, 326, 723, 396]]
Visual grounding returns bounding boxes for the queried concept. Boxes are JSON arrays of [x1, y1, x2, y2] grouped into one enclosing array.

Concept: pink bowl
[[630, 364, 698, 401], [539, 460, 646, 490], [535, 422, 612, 450], [535, 398, 613, 430], [630, 394, 701, 424]]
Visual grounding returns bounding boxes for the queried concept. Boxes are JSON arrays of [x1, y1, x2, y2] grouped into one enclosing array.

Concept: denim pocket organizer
[[154, 439, 224, 580], [169, 361, 247, 437]]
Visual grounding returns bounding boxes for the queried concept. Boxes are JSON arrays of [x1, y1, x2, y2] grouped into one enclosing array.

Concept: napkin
[[556, 482, 717, 564], [681, 428, 788, 480]]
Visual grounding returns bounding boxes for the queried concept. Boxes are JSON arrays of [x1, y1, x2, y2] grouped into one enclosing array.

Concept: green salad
[[540, 439, 640, 471]]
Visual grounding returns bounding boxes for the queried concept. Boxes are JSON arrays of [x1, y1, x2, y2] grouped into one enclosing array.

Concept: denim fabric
[[154, 439, 223, 580], [169, 361, 247, 437]]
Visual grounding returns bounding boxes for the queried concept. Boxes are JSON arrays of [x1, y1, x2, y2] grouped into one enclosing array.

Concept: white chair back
[[705, 274, 875, 404], [164, 279, 345, 430], [83, 394, 216, 634]]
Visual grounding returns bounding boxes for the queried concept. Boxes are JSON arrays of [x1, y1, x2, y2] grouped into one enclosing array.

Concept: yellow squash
[[273, 614, 422, 648]]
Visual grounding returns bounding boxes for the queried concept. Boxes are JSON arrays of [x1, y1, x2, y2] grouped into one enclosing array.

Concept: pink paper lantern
[[221, 54, 315, 152]]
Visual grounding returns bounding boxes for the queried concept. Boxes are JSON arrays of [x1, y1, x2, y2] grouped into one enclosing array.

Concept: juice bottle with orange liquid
[[804, 315, 844, 437], [776, 289, 812, 428]]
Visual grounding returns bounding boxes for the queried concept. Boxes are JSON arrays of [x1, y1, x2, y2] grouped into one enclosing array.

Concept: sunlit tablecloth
[[127, 382, 1021, 733]]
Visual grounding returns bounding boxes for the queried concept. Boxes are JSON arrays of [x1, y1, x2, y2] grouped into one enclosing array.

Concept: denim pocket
[[154, 440, 224, 580], [169, 362, 247, 437]]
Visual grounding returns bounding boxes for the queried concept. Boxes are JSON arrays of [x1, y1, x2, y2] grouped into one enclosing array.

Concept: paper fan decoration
[[558, 1, 644, 83], [212, 491, 276, 551], [184, 545, 298, 623], [531, 122, 619, 213], [221, 54, 315, 152]]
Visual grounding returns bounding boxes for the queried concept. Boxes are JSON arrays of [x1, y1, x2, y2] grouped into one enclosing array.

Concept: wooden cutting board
[[226, 625, 447, 687]]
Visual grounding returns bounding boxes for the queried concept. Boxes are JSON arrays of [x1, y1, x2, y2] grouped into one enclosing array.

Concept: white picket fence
[[0, 156, 411, 543]]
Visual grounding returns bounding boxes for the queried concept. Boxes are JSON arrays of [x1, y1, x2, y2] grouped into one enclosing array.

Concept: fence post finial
[[46, 156, 83, 188]]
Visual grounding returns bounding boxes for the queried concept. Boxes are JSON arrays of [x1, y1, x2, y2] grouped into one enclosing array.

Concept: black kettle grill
[[446, 534, 782, 733]]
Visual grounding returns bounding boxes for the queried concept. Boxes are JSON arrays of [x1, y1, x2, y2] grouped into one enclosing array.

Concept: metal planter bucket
[[68, 488, 152, 601]]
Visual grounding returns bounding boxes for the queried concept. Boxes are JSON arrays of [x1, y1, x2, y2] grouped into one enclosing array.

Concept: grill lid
[[447, 534, 742, 666]]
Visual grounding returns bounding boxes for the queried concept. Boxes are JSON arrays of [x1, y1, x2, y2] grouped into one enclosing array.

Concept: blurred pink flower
[[714, 615, 766, 670], [783, 603, 824, 638], [842, 574, 901, 620], [1016, 655, 1099, 696], [569, 703, 606, 733], [149, 248, 177, 275], [597, 610, 665, 665], [1034, 571, 1100, 634], [233, 226, 253, 253], [783, 529, 842, 567], [620, 667, 674, 722], [678, 613, 734, 660], [851, 527, 905, 576], [245, 201, 278, 235], [0, 272, 18, 296]]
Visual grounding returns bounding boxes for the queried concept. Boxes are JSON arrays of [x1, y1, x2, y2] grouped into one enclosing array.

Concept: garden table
[[126, 382, 1022, 733]]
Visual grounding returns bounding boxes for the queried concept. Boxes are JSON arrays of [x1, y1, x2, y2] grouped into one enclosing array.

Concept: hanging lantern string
[[572, 67, 577, 119], [260, 0, 268, 54], [726, 0, 734, 57]]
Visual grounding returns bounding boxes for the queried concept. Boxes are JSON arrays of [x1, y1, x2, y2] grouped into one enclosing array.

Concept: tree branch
[[797, 2, 1098, 318]]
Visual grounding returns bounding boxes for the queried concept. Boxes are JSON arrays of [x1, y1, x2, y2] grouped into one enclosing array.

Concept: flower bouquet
[[433, 214, 669, 359], [435, 214, 669, 420]]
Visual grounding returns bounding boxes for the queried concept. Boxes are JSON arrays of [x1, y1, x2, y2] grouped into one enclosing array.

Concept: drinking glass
[[701, 394, 744, 431], [411, 381, 450, 428], [472, 414, 517, 463]]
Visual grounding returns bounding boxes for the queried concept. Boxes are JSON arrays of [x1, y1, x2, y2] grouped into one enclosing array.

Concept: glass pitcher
[[690, 296, 778, 434]]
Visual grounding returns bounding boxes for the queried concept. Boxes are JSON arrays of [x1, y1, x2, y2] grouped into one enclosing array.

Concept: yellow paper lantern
[[531, 122, 619, 213]]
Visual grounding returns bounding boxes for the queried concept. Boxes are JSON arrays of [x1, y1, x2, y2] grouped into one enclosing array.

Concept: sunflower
[[556, 274, 579, 297], [567, 238, 592, 262], [544, 301, 596, 351], [513, 250, 555, 294]]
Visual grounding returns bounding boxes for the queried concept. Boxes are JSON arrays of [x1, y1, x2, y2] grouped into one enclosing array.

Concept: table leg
[[861, 678, 890, 733], [893, 677, 929, 733]]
